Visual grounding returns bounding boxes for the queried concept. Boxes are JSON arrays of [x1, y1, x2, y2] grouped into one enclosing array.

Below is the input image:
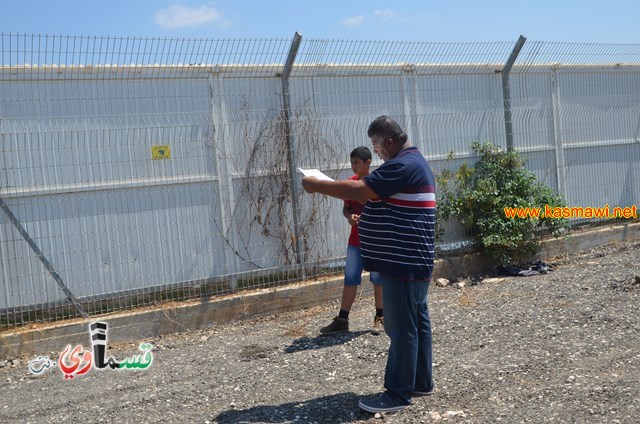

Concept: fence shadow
[[214, 391, 366, 423], [284, 330, 370, 354]]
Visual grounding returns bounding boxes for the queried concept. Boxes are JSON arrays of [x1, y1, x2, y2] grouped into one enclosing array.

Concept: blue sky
[[2, 0, 640, 43]]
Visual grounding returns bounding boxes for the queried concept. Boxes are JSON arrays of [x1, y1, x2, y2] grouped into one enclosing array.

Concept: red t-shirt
[[345, 175, 366, 247]]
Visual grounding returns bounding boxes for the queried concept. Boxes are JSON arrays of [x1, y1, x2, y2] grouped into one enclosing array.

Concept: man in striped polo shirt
[[302, 116, 436, 414]]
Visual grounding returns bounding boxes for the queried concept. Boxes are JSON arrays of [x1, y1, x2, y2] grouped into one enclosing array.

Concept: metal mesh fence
[[510, 41, 640, 229], [1, 33, 639, 329]]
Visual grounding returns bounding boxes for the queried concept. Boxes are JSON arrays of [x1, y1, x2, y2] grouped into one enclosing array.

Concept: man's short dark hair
[[350, 146, 372, 162], [367, 115, 408, 144]]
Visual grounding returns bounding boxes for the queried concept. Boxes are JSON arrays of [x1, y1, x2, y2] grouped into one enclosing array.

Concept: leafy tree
[[437, 142, 568, 265]]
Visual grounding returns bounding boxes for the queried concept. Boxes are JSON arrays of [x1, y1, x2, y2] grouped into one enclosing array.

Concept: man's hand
[[348, 214, 360, 227], [301, 176, 376, 202], [301, 176, 318, 193]]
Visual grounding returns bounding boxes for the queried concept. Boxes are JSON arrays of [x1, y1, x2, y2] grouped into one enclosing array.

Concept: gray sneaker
[[320, 317, 349, 334], [371, 315, 384, 335]]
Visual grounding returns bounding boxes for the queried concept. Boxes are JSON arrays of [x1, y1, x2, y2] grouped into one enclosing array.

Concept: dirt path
[[1, 240, 639, 423]]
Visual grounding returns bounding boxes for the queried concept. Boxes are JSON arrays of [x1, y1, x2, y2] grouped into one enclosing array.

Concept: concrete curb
[[2, 222, 639, 360]]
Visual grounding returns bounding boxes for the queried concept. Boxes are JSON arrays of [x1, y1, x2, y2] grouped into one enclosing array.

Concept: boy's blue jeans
[[379, 273, 434, 405], [344, 246, 380, 286]]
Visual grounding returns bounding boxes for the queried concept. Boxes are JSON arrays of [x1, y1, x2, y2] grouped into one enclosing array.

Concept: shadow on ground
[[284, 331, 370, 353], [214, 392, 366, 423]]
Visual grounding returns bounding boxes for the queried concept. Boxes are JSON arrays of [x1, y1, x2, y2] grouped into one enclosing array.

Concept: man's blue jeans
[[379, 273, 434, 405]]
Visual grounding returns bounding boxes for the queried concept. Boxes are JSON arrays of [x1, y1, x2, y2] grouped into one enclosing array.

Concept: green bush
[[437, 142, 568, 266]]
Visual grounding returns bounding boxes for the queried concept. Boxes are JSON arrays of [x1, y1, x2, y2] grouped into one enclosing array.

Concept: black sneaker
[[371, 315, 384, 335], [320, 317, 349, 334], [358, 392, 409, 413]]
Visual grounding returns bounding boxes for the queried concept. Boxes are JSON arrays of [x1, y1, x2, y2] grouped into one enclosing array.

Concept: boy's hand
[[348, 214, 360, 226]]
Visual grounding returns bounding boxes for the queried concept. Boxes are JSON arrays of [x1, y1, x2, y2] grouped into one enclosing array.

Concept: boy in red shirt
[[320, 146, 383, 334]]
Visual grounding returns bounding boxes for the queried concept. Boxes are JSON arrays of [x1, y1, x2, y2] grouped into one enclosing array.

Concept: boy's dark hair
[[350, 146, 372, 162], [367, 115, 408, 144]]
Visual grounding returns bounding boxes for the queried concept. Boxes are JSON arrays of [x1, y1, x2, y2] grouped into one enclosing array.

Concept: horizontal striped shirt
[[359, 147, 436, 281]]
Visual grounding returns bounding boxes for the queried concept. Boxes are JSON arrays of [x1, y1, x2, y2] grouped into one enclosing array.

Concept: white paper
[[297, 168, 334, 181]]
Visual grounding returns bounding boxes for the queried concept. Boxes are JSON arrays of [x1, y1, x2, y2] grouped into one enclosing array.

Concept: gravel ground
[[1, 239, 639, 424]]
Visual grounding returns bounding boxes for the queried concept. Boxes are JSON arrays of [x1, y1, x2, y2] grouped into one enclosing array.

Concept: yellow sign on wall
[[151, 145, 171, 160]]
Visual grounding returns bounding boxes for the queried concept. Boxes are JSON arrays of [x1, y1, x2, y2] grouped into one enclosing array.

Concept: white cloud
[[155, 5, 223, 29], [343, 15, 365, 27], [373, 9, 397, 21]]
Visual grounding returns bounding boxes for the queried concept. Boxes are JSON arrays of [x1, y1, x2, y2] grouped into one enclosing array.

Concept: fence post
[[209, 69, 239, 288], [281, 32, 305, 278], [501, 35, 527, 152], [401, 64, 420, 148], [550, 66, 567, 199]]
